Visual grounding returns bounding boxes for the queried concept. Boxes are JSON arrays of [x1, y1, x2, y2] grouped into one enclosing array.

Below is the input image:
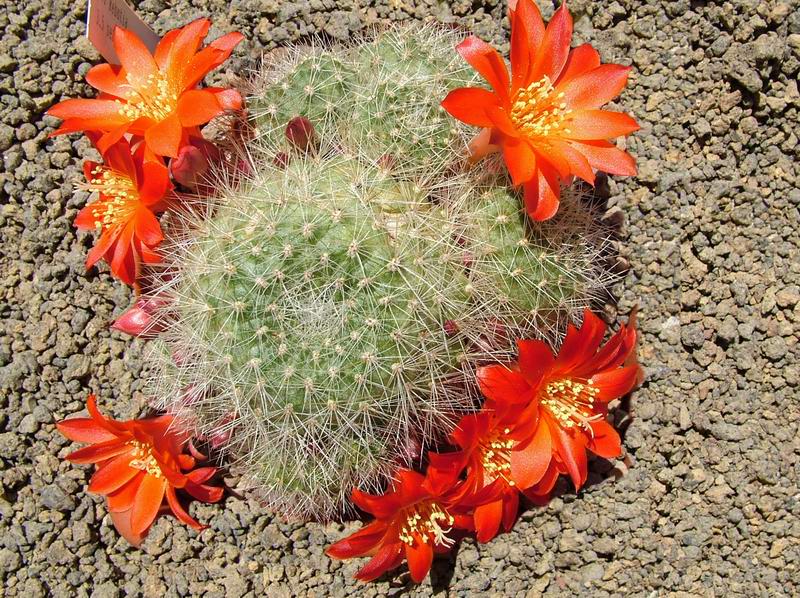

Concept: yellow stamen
[[510, 76, 571, 138], [541, 378, 602, 433], [479, 431, 516, 487], [85, 166, 139, 232], [118, 72, 179, 121], [397, 501, 455, 548], [127, 440, 163, 478]]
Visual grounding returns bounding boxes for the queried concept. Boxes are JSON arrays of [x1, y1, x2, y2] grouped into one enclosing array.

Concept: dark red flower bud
[[444, 320, 459, 336], [285, 116, 316, 151], [111, 296, 169, 338], [170, 138, 221, 190]]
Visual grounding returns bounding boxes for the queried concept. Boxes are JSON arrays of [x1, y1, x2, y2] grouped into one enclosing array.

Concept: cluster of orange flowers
[[48, 19, 243, 287], [54, 0, 644, 582], [327, 310, 641, 582]]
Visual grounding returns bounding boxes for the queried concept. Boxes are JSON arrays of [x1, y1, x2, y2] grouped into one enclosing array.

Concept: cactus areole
[[145, 26, 612, 520]]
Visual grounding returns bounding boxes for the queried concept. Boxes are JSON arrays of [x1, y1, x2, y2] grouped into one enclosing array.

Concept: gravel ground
[[1, 0, 799, 595]]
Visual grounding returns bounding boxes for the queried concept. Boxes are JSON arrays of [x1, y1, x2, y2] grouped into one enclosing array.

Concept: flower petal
[[133, 206, 163, 248], [113, 26, 158, 81], [326, 521, 388, 559], [86, 394, 128, 436], [589, 365, 641, 402], [474, 499, 504, 543], [510, 0, 545, 88], [85, 229, 118, 270], [351, 487, 403, 519], [96, 124, 132, 156], [405, 539, 435, 583], [587, 420, 622, 458], [441, 87, 497, 128], [549, 418, 588, 490], [85, 64, 128, 97], [109, 508, 146, 547], [354, 543, 404, 582], [130, 474, 167, 535], [138, 160, 171, 206], [56, 417, 117, 444], [467, 128, 500, 163], [555, 310, 607, 375], [88, 453, 138, 495], [530, 3, 573, 82], [65, 439, 129, 464], [47, 98, 128, 127], [576, 322, 635, 376], [182, 32, 244, 90], [502, 137, 536, 185], [144, 113, 184, 158], [510, 420, 551, 489], [560, 64, 631, 110], [486, 105, 519, 138], [177, 89, 223, 127], [165, 486, 204, 530], [109, 223, 137, 286], [107, 472, 144, 512], [154, 28, 182, 70], [522, 160, 561, 221], [184, 480, 224, 504], [546, 139, 595, 185], [166, 18, 211, 89], [568, 140, 637, 176], [456, 36, 510, 102], [522, 461, 560, 504], [210, 87, 243, 111], [563, 110, 640, 141], [502, 490, 519, 532], [556, 44, 601, 85], [517, 339, 554, 388], [476, 364, 532, 406]]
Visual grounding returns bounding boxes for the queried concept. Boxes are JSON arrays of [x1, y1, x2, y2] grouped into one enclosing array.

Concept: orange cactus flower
[[476, 309, 641, 496], [56, 395, 223, 546], [47, 19, 243, 158], [441, 0, 639, 220], [428, 410, 534, 543], [326, 469, 490, 583], [74, 135, 171, 286]]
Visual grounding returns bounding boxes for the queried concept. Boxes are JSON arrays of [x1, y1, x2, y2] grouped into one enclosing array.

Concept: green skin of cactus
[[161, 27, 600, 517]]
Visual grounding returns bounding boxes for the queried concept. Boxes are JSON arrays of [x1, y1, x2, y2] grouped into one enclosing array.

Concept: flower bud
[[285, 116, 316, 151]]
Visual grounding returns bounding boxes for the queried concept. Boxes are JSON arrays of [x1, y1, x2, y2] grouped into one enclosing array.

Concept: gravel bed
[[0, 0, 798, 595]]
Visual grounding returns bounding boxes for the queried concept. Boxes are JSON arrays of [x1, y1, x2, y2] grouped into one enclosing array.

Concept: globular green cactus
[[146, 25, 613, 520]]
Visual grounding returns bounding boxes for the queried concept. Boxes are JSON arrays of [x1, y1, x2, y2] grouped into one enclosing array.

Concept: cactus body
[[147, 25, 613, 519]]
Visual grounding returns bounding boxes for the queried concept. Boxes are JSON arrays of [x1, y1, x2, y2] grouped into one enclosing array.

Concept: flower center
[[541, 378, 602, 433], [118, 72, 178, 121], [510, 76, 572, 138], [127, 440, 163, 478], [86, 166, 139, 232], [479, 429, 515, 487], [397, 501, 455, 548]]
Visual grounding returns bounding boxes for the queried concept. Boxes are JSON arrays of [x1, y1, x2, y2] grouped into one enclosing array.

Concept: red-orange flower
[[47, 19, 243, 158], [75, 136, 171, 286], [56, 395, 223, 546], [327, 469, 483, 583], [429, 410, 532, 543], [441, 0, 639, 220], [477, 310, 641, 498]]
